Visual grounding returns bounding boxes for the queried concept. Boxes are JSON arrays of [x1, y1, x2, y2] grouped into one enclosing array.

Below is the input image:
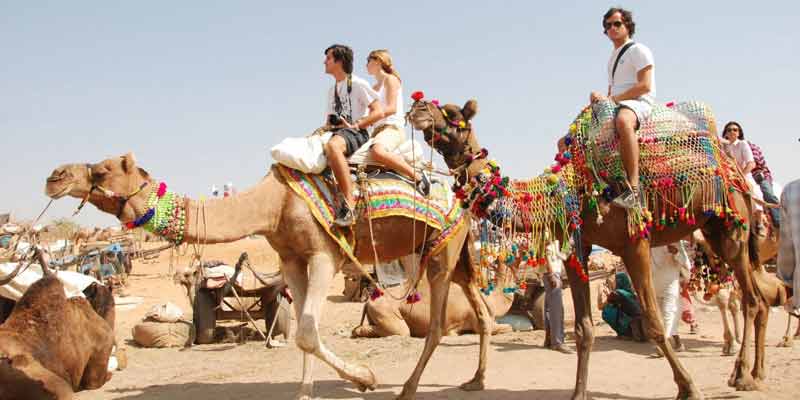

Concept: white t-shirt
[[326, 74, 379, 124], [723, 139, 755, 171], [607, 40, 656, 100], [376, 80, 404, 128]]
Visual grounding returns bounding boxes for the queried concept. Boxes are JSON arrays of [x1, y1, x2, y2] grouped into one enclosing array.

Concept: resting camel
[[407, 98, 779, 399], [44, 153, 498, 400], [352, 256, 514, 338], [0, 249, 116, 400]]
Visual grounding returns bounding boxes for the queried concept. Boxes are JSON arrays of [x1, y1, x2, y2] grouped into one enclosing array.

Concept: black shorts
[[332, 128, 369, 156]]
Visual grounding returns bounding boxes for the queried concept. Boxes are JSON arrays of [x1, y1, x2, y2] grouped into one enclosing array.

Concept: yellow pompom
[[569, 123, 577, 133], [548, 175, 559, 184], [458, 121, 466, 128]]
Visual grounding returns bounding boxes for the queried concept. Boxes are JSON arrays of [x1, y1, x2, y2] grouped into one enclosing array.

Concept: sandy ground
[[75, 238, 800, 400]]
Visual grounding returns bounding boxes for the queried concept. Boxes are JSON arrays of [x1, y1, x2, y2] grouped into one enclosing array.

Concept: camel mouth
[[46, 182, 73, 199]]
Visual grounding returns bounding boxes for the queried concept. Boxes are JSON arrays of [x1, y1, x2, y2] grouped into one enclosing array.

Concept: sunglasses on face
[[725, 128, 740, 133], [604, 20, 624, 30]]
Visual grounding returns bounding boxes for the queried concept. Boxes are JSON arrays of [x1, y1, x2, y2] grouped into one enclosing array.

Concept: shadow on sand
[[105, 380, 678, 400]]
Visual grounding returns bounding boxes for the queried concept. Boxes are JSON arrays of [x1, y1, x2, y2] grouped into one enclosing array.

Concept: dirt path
[[77, 239, 799, 400]]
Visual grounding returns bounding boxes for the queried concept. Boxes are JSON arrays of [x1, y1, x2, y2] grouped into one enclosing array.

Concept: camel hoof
[[395, 387, 415, 400], [676, 389, 705, 400], [355, 365, 377, 392], [777, 336, 794, 348], [459, 378, 485, 392], [734, 376, 761, 391]]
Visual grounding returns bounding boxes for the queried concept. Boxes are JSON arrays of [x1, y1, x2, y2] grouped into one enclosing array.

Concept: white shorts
[[618, 97, 655, 126]]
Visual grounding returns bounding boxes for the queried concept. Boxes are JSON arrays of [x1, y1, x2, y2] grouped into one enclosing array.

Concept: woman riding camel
[[362, 49, 429, 195], [720, 121, 765, 231]]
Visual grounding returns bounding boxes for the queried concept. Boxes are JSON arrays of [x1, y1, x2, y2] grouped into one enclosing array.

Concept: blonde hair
[[368, 49, 401, 82]]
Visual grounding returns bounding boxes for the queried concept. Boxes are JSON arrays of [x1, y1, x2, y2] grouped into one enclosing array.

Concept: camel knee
[[575, 317, 595, 347], [296, 315, 319, 353]]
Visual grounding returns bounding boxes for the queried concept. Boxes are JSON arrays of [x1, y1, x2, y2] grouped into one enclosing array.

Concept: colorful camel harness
[[412, 93, 750, 288]]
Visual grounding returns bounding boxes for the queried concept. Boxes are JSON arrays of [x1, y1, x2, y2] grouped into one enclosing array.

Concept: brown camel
[[44, 153, 498, 400], [0, 249, 116, 400], [352, 256, 514, 338], [692, 228, 788, 353], [407, 98, 775, 400]]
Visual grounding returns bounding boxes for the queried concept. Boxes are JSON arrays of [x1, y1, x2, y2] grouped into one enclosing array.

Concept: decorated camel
[[691, 228, 790, 352], [0, 248, 116, 399], [45, 153, 505, 399], [352, 255, 514, 338], [406, 95, 782, 399]]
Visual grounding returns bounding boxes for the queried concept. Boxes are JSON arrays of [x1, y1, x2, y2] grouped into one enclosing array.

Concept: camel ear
[[462, 99, 478, 121], [121, 152, 137, 173]]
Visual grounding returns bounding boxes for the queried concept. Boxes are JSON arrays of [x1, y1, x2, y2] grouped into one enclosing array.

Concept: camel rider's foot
[[612, 186, 640, 209], [550, 344, 574, 354], [415, 172, 431, 197], [334, 203, 356, 227]]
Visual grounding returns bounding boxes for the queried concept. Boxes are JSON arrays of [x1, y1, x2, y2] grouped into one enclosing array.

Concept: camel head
[[45, 153, 153, 223], [407, 97, 480, 172], [173, 265, 200, 306]]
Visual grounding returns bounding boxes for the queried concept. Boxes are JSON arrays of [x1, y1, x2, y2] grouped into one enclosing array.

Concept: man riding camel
[[590, 7, 656, 209], [322, 44, 384, 226]]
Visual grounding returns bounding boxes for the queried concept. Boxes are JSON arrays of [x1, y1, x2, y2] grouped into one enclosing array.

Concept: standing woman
[[365, 49, 429, 195]]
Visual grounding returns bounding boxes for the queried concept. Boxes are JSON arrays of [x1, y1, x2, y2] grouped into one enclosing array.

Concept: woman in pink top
[[721, 121, 765, 229]]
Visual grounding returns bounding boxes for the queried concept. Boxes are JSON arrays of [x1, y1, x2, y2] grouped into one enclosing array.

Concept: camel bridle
[[74, 162, 150, 219]]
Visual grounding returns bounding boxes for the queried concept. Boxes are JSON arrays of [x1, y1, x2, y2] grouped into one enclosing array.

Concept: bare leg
[[298, 252, 376, 392], [623, 241, 703, 399], [564, 246, 594, 400], [325, 136, 355, 206], [397, 239, 462, 400], [280, 257, 315, 400], [616, 108, 640, 189], [371, 144, 420, 181]]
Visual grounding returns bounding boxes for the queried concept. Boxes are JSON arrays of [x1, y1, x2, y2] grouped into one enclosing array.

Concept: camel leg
[[458, 280, 493, 391], [297, 252, 376, 392], [622, 242, 703, 400], [795, 317, 800, 339], [705, 229, 761, 391], [751, 298, 769, 382], [729, 290, 743, 354], [716, 289, 738, 356], [564, 247, 594, 400], [352, 304, 411, 338], [280, 257, 316, 400], [397, 252, 456, 400]]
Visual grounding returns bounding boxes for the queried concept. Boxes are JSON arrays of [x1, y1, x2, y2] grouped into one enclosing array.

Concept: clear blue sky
[[2, 1, 798, 227]]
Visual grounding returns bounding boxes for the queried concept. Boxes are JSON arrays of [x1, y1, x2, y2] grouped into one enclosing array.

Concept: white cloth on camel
[[0, 262, 100, 301], [778, 179, 800, 310]]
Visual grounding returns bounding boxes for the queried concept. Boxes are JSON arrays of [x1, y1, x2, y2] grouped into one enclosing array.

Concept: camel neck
[[180, 170, 285, 244]]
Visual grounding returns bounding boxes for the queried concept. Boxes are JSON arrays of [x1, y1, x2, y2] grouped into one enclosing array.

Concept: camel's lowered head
[[173, 264, 200, 306], [45, 152, 153, 222], [407, 97, 480, 171]]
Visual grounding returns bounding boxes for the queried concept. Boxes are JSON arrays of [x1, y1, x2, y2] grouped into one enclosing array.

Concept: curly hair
[[603, 7, 636, 37]]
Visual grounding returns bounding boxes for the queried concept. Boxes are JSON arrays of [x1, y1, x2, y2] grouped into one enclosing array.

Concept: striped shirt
[[748, 142, 773, 183]]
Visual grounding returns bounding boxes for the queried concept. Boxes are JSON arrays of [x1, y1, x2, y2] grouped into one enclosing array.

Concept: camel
[[691, 228, 790, 353], [0, 248, 116, 400], [44, 153, 499, 400], [352, 255, 514, 338], [407, 97, 781, 399]]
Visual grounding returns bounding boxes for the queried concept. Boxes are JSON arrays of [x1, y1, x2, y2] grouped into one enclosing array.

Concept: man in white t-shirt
[[590, 8, 656, 209], [322, 44, 383, 226]]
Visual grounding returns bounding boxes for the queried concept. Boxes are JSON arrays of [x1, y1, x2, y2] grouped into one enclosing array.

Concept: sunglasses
[[725, 128, 740, 132], [604, 20, 624, 31]]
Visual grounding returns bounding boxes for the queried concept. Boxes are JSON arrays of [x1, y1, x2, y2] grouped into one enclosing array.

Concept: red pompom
[[411, 91, 425, 101]]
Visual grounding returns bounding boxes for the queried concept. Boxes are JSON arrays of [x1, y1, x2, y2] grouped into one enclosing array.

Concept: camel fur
[[352, 257, 514, 338], [408, 98, 774, 400], [0, 250, 116, 400], [45, 152, 496, 400]]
